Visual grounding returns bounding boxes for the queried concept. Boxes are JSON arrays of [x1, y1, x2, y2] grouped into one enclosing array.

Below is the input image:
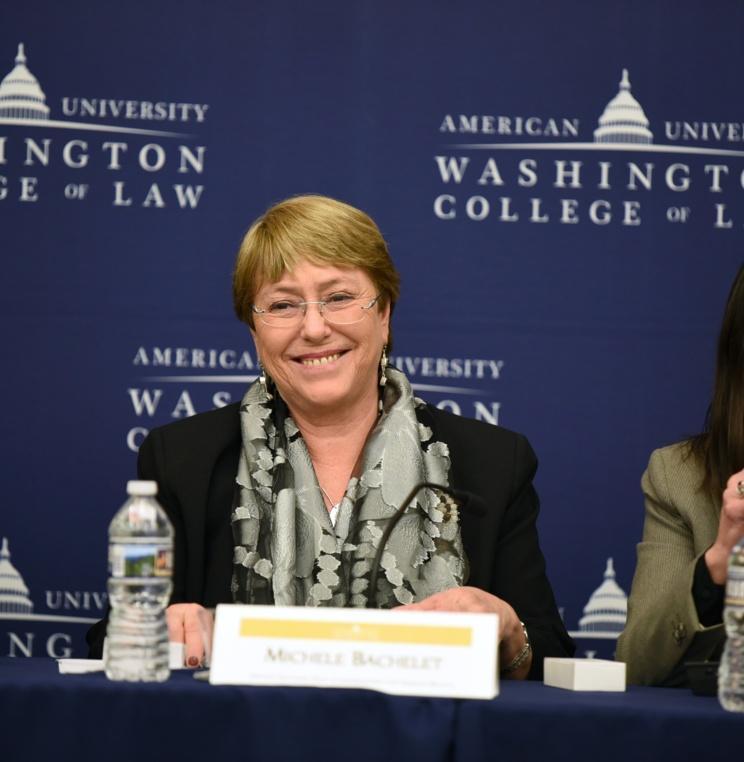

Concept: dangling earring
[[378, 345, 388, 414], [258, 360, 273, 400], [379, 344, 388, 388]]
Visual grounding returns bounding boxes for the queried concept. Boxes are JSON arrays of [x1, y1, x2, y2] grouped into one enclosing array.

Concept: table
[[0, 658, 739, 762]]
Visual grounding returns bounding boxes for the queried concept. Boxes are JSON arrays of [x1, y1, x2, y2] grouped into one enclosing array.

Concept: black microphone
[[365, 482, 486, 609]]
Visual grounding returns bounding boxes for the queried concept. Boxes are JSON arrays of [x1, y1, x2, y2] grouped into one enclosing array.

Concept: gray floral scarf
[[230, 367, 467, 608]]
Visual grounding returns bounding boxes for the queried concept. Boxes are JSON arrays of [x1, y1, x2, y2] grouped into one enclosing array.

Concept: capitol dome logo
[[0, 44, 49, 121], [594, 69, 653, 145], [0, 537, 34, 614], [566, 558, 628, 658], [574, 558, 628, 635]]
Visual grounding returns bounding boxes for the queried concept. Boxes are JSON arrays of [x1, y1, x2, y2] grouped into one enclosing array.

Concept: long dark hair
[[688, 263, 744, 500]]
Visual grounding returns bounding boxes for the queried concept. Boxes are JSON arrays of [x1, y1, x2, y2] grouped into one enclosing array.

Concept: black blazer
[[88, 402, 573, 676]]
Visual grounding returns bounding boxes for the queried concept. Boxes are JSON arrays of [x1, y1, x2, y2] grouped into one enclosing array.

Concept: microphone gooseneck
[[365, 482, 482, 608]]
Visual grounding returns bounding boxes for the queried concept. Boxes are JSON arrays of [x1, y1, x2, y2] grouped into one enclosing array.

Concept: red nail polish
[[187, 656, 199, 667]]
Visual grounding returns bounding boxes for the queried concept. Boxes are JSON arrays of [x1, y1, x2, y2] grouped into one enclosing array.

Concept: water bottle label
[[725, 569, 744, 606], [109, 543, 173, 579]]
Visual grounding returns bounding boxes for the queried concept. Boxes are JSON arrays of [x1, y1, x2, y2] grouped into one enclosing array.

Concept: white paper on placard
[[209, 604, 499, 699]]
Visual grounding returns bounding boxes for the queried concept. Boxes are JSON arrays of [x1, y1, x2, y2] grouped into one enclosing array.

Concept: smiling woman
[[87, 194, 573, 678], [250, 262, 389, 421]]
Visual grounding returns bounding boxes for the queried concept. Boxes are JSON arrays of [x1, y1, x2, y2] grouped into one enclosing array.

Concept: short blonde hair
[[233, 195, 400, 331]]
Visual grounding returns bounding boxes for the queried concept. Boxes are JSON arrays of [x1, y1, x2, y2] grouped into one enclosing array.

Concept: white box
[[543, 658, 626, 691]]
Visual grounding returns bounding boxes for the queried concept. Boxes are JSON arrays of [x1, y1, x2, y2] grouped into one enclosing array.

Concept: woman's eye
[[268, 300, 297, 313], [326, 292, 355, 304]]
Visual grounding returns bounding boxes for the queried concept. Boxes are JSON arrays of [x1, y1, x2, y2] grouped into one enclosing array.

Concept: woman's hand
[[706, 470, 744, 585], [166, 603, 214, 668], [395, 586, 532, 679]]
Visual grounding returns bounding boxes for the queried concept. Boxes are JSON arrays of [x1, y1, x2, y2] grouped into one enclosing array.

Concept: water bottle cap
[[126, 480, 158, 496]]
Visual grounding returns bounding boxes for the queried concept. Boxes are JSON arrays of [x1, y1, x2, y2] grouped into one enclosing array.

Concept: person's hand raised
[[705, 469, 744, 584]]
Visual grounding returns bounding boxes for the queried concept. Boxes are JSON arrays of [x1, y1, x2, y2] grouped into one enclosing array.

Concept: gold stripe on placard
[[239, 618, 472, 646]]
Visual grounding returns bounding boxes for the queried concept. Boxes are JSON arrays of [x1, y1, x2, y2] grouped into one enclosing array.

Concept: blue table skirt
[[0, 658, 740, 762], [455, 678, 741, 762], [0, 657, 455, 762]]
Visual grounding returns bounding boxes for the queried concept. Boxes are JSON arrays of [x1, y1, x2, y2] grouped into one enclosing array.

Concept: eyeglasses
[[252, 294, 380, 327]]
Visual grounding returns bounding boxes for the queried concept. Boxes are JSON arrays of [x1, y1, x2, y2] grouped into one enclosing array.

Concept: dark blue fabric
[[0, 658, 455, 762], [455, 682, 742, 762], [1, 658, 740, 762]]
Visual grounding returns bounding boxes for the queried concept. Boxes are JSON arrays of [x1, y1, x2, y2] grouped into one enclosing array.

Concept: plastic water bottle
[[719, 539, 744, 711], [105, 480, 174, 682]]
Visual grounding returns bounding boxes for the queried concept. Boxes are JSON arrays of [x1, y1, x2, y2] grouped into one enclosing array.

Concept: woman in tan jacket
[[617, 263, 744, 686]]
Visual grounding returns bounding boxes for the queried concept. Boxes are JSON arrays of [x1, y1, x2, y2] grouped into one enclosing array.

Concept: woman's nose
[[299, 303, 331, 338]]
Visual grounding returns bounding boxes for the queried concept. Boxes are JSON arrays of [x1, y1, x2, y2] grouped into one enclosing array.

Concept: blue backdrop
[[1, 0, 741, 658]]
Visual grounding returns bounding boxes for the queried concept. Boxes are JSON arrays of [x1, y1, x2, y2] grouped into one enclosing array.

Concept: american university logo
[[0, 537, 103, 657], [435, 68, 744, 228], [0, 43, 207, 208]]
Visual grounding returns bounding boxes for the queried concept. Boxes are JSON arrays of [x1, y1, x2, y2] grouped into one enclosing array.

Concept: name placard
[[209, 604, 498, 699]]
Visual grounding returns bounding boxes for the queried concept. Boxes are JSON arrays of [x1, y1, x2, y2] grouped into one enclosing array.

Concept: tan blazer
[[616, 442, 725, 685]]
